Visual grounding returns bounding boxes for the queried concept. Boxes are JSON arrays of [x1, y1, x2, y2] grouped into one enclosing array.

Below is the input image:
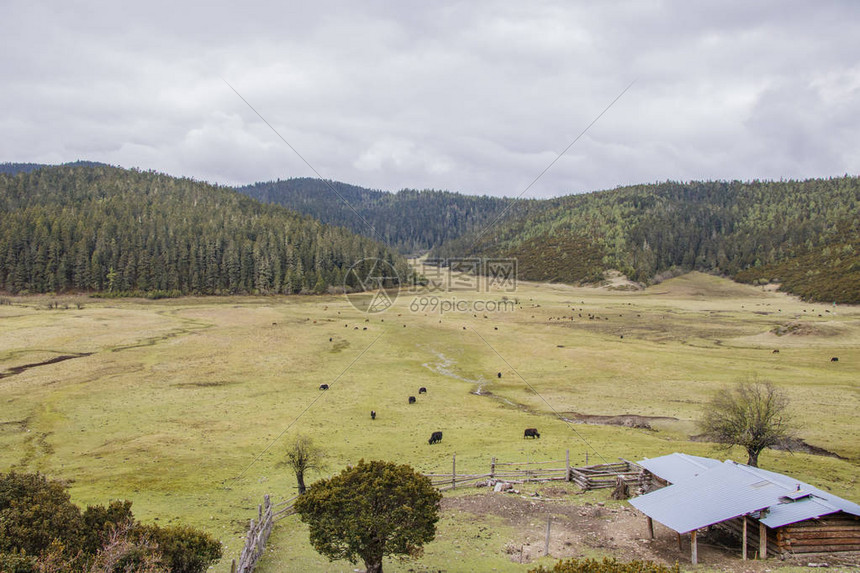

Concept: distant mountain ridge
[[2, 161, 856, 303], [433, 177, 860, 303], [237, 178, 515, 254], [0, 165, 405, 295]]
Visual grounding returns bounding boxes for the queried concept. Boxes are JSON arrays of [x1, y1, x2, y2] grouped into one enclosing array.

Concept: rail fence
[[230, 494, 298, 573], [230, 453, 643, 571], [423, 451, 643, 492]]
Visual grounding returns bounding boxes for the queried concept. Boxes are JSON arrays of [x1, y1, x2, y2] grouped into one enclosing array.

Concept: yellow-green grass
[[0, 272, 857, 572]]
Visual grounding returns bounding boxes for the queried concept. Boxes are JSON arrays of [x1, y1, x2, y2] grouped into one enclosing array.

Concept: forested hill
[[0, 160, 108, 176], [432, 177, 860, 304], [237, 178, 514, 254], [0, 165, 406, 295]]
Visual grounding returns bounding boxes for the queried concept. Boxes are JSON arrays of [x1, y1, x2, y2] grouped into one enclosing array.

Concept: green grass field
[[0, 272, 858, 572]]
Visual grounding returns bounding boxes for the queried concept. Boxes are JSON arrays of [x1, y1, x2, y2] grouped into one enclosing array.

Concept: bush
[[529, 557, 681, 573], [81, 500, 135, 554], [0, 472, 222, 573], [0, 550, 37, 573], [138, 524, 222, 573], [0, 472, 84, 555], [90, 523, 167, 573]]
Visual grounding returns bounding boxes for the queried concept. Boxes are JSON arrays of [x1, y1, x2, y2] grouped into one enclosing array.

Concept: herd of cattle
[[318, 378, 539, 446]]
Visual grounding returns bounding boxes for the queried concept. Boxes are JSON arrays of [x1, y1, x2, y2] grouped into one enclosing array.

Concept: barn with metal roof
[[629, 453, 860, 564]]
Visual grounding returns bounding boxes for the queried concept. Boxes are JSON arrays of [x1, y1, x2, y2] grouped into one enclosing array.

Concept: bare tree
[[699, 379, 795, 467], [281, 434, 327, 494]]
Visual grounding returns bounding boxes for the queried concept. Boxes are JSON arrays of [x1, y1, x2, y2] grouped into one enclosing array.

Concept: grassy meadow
[[0, 271, 858, 572]]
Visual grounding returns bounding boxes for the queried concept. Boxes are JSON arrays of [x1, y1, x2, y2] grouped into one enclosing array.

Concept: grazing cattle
[[524, 428, 540, 439], [429, 431, 443, 445], [831, 357, 839, 362], [408, 396, 416, 404], [371, 410, 376, 420], [329, 337, 333, 342], [773, 349, 780, 354], [319, 384, 329, 390], [418, 387, 427, 394], [497, 372, 502, 379], [494, 327, 498, 330]]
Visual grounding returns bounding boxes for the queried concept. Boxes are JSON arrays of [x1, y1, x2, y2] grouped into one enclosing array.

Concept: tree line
[[0, 166, 407, 296]]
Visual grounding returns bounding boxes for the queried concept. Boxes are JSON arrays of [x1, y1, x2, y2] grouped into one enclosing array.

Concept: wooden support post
[[452, 454, 456, 490], [490, 456, 496, 480], [647, 516, 654, 539], [690, 530, 698, 565], [544, 517, 552, 557], [742, 516, 747, 560], [677, 532, 682, 550], [231, 559, 237, 573], [565, 449, 571, 482], [759, 521, 767, 560], [585, 451, 589, 466]]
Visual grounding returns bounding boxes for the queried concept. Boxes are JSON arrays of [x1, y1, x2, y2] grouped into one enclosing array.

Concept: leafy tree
[[698, 380, 795, 467], [294, 459, 442, 573], [280, 435, 327, 495]]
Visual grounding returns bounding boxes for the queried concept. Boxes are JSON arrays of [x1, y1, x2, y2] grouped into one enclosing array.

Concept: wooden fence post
[[585, 451, 589, 466], [452, 454, 456, 490], [565, 450, 570, 482], [490, 456, 495, 480], [231, 559, 237, 573], [544, 517, 552, 556], [647, 516, 654, 539]]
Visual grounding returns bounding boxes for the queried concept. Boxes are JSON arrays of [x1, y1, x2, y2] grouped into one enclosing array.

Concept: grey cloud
[[1, 0, 858, 196]]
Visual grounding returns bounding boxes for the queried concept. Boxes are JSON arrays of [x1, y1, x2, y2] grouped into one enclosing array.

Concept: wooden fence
[[569, 460, 644, 490], [424, 452, 643, 492], [230, 494, 297, 573], [231, 454, 643, 571]]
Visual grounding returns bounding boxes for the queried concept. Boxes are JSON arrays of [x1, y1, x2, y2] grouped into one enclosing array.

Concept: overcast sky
[[2, 1, 858, 197]]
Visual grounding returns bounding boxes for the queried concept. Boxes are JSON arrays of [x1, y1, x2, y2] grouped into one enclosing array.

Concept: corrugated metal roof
[[762, 496, 841, 528], [629, 462, 778, 533], [629, 454, 860, 533], [637, 453, 723, 484]]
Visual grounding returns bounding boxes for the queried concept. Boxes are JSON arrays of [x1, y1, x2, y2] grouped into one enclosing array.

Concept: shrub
[[81, 500, 135, 554], [0, 472, 221, 573], [0, 472, 84, 555], [137, 524, 222, 573], [0, 550, 37, 573]]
